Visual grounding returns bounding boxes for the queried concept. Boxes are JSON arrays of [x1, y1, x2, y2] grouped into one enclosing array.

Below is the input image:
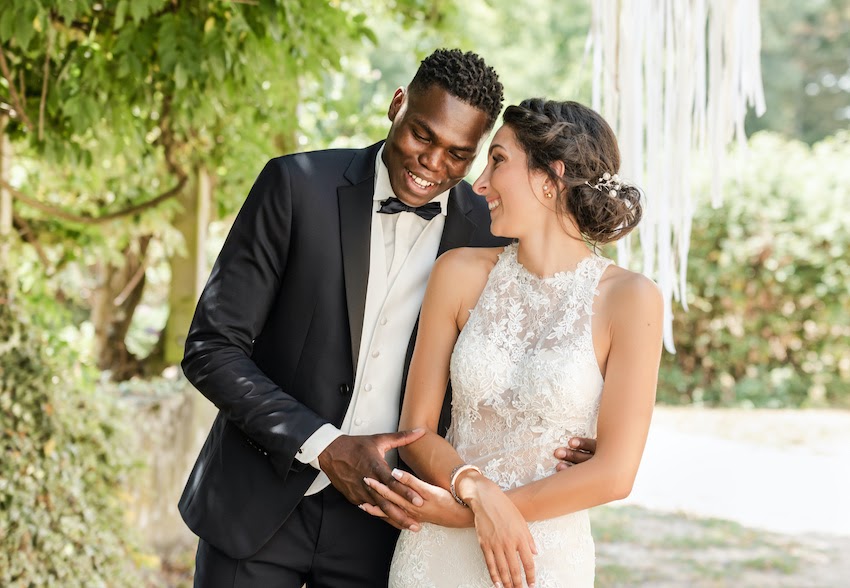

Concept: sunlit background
[[1, 1, 848, 586]]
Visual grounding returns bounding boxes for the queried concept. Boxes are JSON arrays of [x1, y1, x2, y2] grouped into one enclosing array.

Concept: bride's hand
[[460, 473, 537, 588], [361, 469, 474, 528]]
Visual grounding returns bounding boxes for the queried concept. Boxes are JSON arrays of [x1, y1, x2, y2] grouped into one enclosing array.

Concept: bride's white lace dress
[[389, 243, 612, 587]]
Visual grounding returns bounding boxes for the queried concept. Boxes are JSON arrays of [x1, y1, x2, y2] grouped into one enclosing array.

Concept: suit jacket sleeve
[[181, 158, 329, 481]]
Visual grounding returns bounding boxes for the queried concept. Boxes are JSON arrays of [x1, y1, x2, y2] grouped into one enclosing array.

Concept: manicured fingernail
[[555, 448, 566, 458], [570, 438, 579, 447], [391, 468, 403, 480], [363, 477, 373, 486], [412, 496, 424, 507], [357, 503, 366, 510], [494, 583, 503, 588], [409, 523, 420, 532]]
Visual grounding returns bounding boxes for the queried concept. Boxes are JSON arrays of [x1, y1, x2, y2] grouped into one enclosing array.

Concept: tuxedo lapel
[[437, 186, 477, 257], [338, 142, 382, 370], [399, 183, 479, 408]]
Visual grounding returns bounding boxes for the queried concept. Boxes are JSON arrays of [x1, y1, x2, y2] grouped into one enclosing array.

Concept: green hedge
[[0, 285, 144, 587], [656, 131, 850, 407]]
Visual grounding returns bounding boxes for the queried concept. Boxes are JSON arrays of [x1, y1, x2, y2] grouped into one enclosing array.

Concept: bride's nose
[[472, 171, 489, 195]]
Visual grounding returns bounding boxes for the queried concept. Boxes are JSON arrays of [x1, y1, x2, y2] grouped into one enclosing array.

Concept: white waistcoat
[[299, 149, 448, 495]]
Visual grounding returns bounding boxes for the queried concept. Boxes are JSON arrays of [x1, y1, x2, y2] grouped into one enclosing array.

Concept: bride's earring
[[543, 184, 554, 199]]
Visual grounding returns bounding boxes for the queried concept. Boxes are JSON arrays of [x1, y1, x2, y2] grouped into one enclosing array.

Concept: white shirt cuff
[[296, 423, 344, 470]]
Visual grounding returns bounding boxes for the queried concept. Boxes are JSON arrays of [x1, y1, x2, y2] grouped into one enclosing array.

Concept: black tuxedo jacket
[[178, 141, 508, 558]]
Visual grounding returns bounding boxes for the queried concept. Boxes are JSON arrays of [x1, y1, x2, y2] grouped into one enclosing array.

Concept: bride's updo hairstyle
[[503, 98, 642, 244]]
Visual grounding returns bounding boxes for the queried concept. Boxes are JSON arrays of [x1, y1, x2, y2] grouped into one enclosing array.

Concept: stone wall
[[117, 379, 216, 554]]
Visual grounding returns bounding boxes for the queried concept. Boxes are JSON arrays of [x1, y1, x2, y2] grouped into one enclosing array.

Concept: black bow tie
[[378, 197, 442, 221]]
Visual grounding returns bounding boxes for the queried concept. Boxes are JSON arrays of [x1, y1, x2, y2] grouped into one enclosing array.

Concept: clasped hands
[[321, 432, 596, 588], [318, 428, 429, 532], [318, 430, 597, 532]]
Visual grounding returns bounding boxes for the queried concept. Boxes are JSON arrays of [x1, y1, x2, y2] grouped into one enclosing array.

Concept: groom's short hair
[[409, 48, 504, 130]]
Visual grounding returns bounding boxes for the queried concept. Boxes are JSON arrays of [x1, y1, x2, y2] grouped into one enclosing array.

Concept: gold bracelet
[[449, 464, 482, 507]]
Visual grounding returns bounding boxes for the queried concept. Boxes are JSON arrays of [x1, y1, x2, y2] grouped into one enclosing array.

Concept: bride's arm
[[459, 271, 664, 521], [395, 249, 480, 501], [361, 250, 482, 526], [362, 250, 487, 528], [393, 248, 538, 588]]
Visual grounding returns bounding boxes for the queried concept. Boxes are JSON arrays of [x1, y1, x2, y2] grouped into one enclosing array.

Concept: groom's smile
[[382, 84, 491, 208]]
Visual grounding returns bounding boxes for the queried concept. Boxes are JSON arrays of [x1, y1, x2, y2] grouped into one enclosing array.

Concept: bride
[[361, 99, 663, 587]]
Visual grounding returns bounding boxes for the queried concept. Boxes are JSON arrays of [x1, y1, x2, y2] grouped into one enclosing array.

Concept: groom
[[179, 49, 594, 587]]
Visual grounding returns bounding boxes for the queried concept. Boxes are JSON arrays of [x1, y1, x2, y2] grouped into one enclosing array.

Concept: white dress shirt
[[296, 146, 450, 495]]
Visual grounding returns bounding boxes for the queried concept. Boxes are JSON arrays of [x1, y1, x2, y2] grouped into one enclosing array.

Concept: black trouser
[[193, 485, 401, 587]]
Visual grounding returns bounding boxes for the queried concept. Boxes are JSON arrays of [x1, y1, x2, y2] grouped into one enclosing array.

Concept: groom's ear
[[388, 87, 406, 122]]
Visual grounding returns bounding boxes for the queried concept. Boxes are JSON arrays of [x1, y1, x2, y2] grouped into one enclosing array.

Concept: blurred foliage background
[[1, 0, 848, 585]]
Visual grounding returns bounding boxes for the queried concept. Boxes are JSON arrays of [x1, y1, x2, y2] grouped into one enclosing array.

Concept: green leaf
[[208, 53, 225, 81], [55, 0, 81, 22], [0, 9, 14, 43], [173, 63, 187, 90], [11, 0, 37, 49], [114, 0, 128, 30], [130, 0, 151, 23]]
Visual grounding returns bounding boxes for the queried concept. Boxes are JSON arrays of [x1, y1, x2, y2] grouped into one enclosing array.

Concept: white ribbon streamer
[[589, 0, 766, 352]]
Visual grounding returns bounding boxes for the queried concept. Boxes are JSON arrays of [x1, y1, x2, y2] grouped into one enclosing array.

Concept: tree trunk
[[0, 116, 12, 279], [90, 236, 151, 380], [161, 165, 211, 366]]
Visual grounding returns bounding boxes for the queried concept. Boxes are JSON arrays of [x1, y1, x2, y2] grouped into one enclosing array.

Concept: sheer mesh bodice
[[389, 243, 612, 587]]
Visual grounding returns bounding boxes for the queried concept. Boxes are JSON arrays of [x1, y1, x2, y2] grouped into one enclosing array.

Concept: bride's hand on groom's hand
[[361, 469, 475, 529], [461, 474, 537, 588], [318, 430, 426, 531], [554, 436, 597, 471]]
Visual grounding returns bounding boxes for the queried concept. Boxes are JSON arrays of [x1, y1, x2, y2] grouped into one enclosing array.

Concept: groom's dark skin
[[368, 438, 599, 530], [315, 84, 598, 532]]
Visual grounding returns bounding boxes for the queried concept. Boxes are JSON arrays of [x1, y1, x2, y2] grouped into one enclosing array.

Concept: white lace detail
[[389, 244, 611, 587]]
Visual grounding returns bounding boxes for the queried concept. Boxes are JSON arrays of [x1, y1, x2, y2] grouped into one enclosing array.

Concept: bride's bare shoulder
[[428, 247, 504, 306], [432, 246, 504, 282], [430, 247, 504, 324], [598, 264, 663, 325]]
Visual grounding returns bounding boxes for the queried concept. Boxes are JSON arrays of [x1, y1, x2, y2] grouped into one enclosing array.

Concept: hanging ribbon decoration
[[590, 0, 766, 352]]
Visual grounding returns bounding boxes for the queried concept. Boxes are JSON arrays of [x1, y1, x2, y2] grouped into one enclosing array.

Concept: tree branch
[[113, 253, 147, 307], [0, 46, 34, 131], [3, 176, 188, 224], [12, 213, 53, 274], [158, 95, 183, 178], [39, 34, 52, 141], [3, 88, 190, 225]]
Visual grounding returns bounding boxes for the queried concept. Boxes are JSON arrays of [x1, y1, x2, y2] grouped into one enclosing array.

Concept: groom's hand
[[554, 436, 597, 471], [318, 429, 426, 531]]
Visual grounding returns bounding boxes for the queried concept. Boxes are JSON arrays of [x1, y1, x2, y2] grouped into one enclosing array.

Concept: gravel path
[[625, 407, 850, 537], [594, 407, 850, 587]]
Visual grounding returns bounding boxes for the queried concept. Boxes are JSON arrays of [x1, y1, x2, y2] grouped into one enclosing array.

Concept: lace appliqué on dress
[[389, 243, 612, 587]]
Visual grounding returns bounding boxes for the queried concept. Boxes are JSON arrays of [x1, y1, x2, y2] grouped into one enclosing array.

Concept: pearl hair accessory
[[585, 172, 623, 198]]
